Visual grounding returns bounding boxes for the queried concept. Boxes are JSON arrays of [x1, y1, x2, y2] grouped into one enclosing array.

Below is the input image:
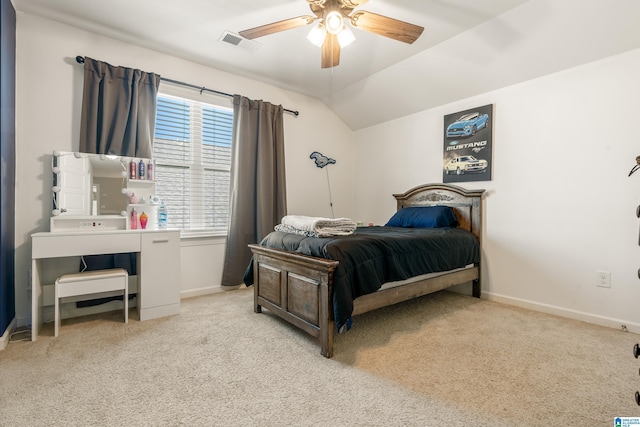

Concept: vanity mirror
[[51, 151, 156, 231]]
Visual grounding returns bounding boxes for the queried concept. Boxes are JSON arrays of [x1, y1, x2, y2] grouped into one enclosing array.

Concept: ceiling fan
[[239, 0, 424, 69]]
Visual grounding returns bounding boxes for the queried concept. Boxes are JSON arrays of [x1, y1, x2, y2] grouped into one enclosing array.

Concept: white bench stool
[[54, 268, 129, 337]]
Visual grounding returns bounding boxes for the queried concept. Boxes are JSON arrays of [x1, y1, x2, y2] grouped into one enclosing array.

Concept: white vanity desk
[[31, 228, 181, 340]]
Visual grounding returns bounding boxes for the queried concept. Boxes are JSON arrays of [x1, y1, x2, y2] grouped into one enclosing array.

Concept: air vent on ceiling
[[219, 31, 261, 52]]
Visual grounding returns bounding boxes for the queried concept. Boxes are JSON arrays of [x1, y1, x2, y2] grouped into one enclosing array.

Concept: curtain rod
[[75, 56, 299, 117]]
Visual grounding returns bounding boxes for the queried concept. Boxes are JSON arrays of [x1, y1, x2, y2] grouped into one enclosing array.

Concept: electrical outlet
[[596, 270, 611, 288]]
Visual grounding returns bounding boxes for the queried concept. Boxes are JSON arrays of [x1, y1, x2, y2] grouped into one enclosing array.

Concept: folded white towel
[[279, 215, 356, 237]]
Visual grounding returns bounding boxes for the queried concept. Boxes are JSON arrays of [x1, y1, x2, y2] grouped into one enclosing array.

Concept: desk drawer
[[32, 233, 140, 258]]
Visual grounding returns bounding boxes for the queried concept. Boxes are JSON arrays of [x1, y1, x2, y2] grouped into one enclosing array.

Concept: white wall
[[354, 48, 640, 332], [13, 13, 355, 326]]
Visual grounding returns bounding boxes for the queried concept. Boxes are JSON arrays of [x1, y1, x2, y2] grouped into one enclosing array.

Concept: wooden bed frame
[[248, 183, 485, 358]]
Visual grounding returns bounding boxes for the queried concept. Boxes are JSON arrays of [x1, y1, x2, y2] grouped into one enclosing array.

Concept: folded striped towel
[[276, 215, 357, 238]]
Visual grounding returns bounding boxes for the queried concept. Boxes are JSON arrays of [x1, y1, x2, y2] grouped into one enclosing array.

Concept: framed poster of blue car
[[443, 104, 493, 183]]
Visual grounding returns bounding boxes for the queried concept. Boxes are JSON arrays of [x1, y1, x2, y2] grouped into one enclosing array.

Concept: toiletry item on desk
[[130, 208, 138, 229], [138, 159, 145, 180], [146, 160, 153, 180], [139, 211, 148, 229], [158, 201, 168, 229], [129, 159, 137, 179]]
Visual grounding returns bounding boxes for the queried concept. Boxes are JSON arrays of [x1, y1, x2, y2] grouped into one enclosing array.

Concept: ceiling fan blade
[[350, 10, 424, 44], [239, 15, 317, 40], [321, 33, 340, 68]]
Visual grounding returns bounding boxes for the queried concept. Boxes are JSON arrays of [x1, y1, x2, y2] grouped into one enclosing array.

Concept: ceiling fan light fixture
[[325, 11, 344, 35], [307, 22, 326, 47], [337, 25, 355, 48], [238, 0, 425, 69]]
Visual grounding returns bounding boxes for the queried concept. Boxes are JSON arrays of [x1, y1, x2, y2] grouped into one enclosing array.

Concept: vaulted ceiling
[[11, 0, 640, 129]]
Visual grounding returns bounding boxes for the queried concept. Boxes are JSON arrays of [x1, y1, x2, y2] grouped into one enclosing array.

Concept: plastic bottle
[[139, 211, 148, 229], [146, 161, 153, 181], [158, 201, 167, 229], [131, 208, 138, 229], [129, 159, 137, 179], [138, 159, 145, 179]]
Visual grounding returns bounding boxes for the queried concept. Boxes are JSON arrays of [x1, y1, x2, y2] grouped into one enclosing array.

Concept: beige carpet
[[1, 287, 638, 426]]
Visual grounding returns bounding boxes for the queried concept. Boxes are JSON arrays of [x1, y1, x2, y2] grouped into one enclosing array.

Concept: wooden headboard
[[392, 183, 485, 240]]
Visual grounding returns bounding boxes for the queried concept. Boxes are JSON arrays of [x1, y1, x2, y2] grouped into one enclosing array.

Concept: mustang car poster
[[443, 104, 493, 183]]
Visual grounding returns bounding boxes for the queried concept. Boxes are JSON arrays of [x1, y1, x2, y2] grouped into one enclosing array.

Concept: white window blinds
[[153, 93, 233, 235]]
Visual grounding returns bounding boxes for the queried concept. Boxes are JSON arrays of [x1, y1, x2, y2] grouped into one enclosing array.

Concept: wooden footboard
[[249, 244, 338, 357]]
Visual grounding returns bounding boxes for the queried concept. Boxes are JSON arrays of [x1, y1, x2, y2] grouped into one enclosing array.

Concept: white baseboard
[[180, 286, 225, 299], [483, 291, 640, 334], [1, 318, 17, 351]]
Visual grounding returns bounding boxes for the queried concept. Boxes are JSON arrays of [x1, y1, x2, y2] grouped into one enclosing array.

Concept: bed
[[246, 183, 485, 358]]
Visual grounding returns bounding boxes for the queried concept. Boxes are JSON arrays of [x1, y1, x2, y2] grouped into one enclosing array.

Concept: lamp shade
[[337, 25, 355, 48], [307, 22, 326, 47]]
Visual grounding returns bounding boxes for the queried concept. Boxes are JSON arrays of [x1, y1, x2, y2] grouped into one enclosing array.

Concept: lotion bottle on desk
[[158, 201, 168, 229], [139, 211, 148, 229], [131, 208, 138, 230]]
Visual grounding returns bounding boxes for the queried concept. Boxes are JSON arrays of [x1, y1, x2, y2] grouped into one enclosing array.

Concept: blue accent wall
[[0, 0, 16, 335]]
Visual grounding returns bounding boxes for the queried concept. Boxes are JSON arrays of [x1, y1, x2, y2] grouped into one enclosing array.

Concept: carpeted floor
[[1, 287, 638, 426]]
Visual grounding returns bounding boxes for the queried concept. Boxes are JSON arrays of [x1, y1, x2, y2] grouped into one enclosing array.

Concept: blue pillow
[[385, 206, 459, 228]]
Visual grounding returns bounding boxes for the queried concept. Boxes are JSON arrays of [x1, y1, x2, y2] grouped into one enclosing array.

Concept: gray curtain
[[77, 57, 159, 281], [79, 57, 160, 157], [221, 95, 287, 287]]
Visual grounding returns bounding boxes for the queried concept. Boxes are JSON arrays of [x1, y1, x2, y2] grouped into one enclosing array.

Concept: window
[[153, 93, 233, 235]]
